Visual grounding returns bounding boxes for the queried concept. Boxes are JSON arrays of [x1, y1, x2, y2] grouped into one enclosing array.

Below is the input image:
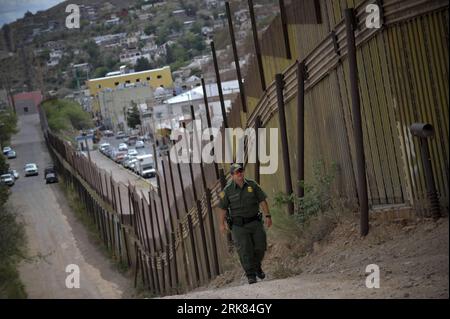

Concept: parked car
[[0, 173, 14, 186], [116, 131, 126, 139], [127, 158, 138, 171], [135, 140, 145, 149], [118, 143, 128, 152], [44, 165, 56, 175], [6, 150, 16, 159], [99, 143, 111, 153], [2, 146, 12, 155], [24, 163, 38, 176], [103, 130, 114, 137], [127, 149, 138, 157], [122, 155, 136, 168], [113, 151, 127, 163], [45, 171, 58, 184], [105, 148, 114, 158], [128, 135, 138, 146], [8, 169, 19, 179]]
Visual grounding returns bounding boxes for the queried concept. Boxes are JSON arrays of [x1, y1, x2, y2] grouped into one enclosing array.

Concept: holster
[[226, 212, 233, 230], [230, 212, 262, 227]]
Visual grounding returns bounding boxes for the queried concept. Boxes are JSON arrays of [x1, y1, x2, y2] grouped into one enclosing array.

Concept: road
[[9, 113, 132, 298]]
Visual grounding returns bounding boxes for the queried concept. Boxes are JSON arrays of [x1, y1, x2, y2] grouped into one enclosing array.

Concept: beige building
[[98, 83, 154, 133]]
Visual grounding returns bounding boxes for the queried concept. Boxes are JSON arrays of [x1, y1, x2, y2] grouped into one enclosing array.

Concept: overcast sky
[[0, 0, 65, 26]]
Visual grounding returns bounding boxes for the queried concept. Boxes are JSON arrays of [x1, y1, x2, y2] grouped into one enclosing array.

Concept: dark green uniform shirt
[[218, 178, 267, 218]]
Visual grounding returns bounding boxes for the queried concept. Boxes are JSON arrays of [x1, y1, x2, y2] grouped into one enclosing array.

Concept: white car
[[9, 169, 19, 179], [3, 146, 12, 155], [127, 149, 138, 157], [24, 163, 39, 176], [135, 140, 145, 149], [118, 143, 128, 151], [1, 173, 14, 186], [99, 143, 111, 153]]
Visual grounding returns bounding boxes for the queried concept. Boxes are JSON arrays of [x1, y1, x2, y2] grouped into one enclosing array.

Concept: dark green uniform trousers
[[231, 220, 267, 277]]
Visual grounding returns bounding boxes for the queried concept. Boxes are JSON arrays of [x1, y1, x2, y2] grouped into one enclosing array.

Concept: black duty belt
[[231, 214, 260, 226]]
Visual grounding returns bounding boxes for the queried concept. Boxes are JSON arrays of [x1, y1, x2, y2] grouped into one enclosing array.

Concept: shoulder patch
[[247, 186, 253, 193], [219, 191, 225, 199]]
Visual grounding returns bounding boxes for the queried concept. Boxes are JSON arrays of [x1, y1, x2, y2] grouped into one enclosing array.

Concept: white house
[[120, 50, 152, 65]]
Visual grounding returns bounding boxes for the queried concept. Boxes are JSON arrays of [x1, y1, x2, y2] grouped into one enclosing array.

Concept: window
[[136, 79, 140, 82], [24, 107, 29, 113], [146, 77, 151, 80], [98, 84, 102, 88], [126, 80, 130, 84], [157, 75, 162, 79], [115, 82, 119, 86]]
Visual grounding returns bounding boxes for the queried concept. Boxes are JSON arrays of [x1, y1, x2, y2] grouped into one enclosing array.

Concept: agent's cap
[[230, 163, 244, 174]]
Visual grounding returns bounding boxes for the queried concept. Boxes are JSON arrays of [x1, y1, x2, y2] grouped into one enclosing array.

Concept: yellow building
[[86, 66, 173, 112]]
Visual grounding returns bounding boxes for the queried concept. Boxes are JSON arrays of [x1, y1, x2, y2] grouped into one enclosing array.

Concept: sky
[[0, 0, 65, 26]]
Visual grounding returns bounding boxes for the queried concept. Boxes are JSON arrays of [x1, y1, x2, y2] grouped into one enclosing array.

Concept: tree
[[127, 102, 141, 129], [180, 0, 199, 17], [2, 24, 13, 52], [0, 109, 18, 149], [93, 66, 109, 78], [24, 11, 33, 18], [156, 27, 169, 45], [144, 24, 157, 36], [83, 40, 101, 68], [190, 21, 202, 35], [166, 17, 182, 33], [134, 57, 152, 72]]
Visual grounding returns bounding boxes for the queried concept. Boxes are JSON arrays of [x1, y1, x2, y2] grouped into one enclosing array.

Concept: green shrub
[[0, 108, 18, 148], [42, 99, 93, 132], [274, 160, 337, 225]]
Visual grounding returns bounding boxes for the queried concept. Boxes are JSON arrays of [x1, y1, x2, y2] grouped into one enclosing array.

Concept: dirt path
[[163, 216, 448, 299], [9, 114, 133, 298]]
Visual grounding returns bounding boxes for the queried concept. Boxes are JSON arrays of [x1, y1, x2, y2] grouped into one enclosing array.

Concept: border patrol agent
[[218, 163, 272, 284]]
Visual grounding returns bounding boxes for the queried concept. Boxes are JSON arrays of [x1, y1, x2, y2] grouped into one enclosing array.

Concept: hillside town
[[0, 0, 448, 305]]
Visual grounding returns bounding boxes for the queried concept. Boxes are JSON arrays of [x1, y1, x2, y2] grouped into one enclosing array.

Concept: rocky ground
[[163, 213, 449, 299]]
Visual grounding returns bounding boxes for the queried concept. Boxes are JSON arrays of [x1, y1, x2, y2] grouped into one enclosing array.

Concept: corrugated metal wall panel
[[237, 0, 448, 216], [384, 9, 449, 215]]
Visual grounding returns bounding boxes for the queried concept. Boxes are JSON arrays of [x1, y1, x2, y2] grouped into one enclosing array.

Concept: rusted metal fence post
[[275, 74, 294, 215], [170, 140, 193, 290], [210, 41, 228, 129], [226, 1, 247, 113], [187, 213, 200, 286], [184, 116, 211, 282], [255, 115, 261, 184], [147, 191, 161, 294], [278, 0, 292, 59], [219, 168, 233, 250], [201, 77, 220, 180], [150, 192, 166, 293], [345, 8, 369, 237], [297, 61, 306, 199], [192, 104, 220, 278], [205, 188, 220, 276], [161, 158, 178, 292], [248, 0, 266, 91], [152, 144, 162, 199]]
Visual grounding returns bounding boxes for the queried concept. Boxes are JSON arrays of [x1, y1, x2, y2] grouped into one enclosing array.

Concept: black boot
[[256, 268, 266, 280], [247, 275, 257, 284]]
